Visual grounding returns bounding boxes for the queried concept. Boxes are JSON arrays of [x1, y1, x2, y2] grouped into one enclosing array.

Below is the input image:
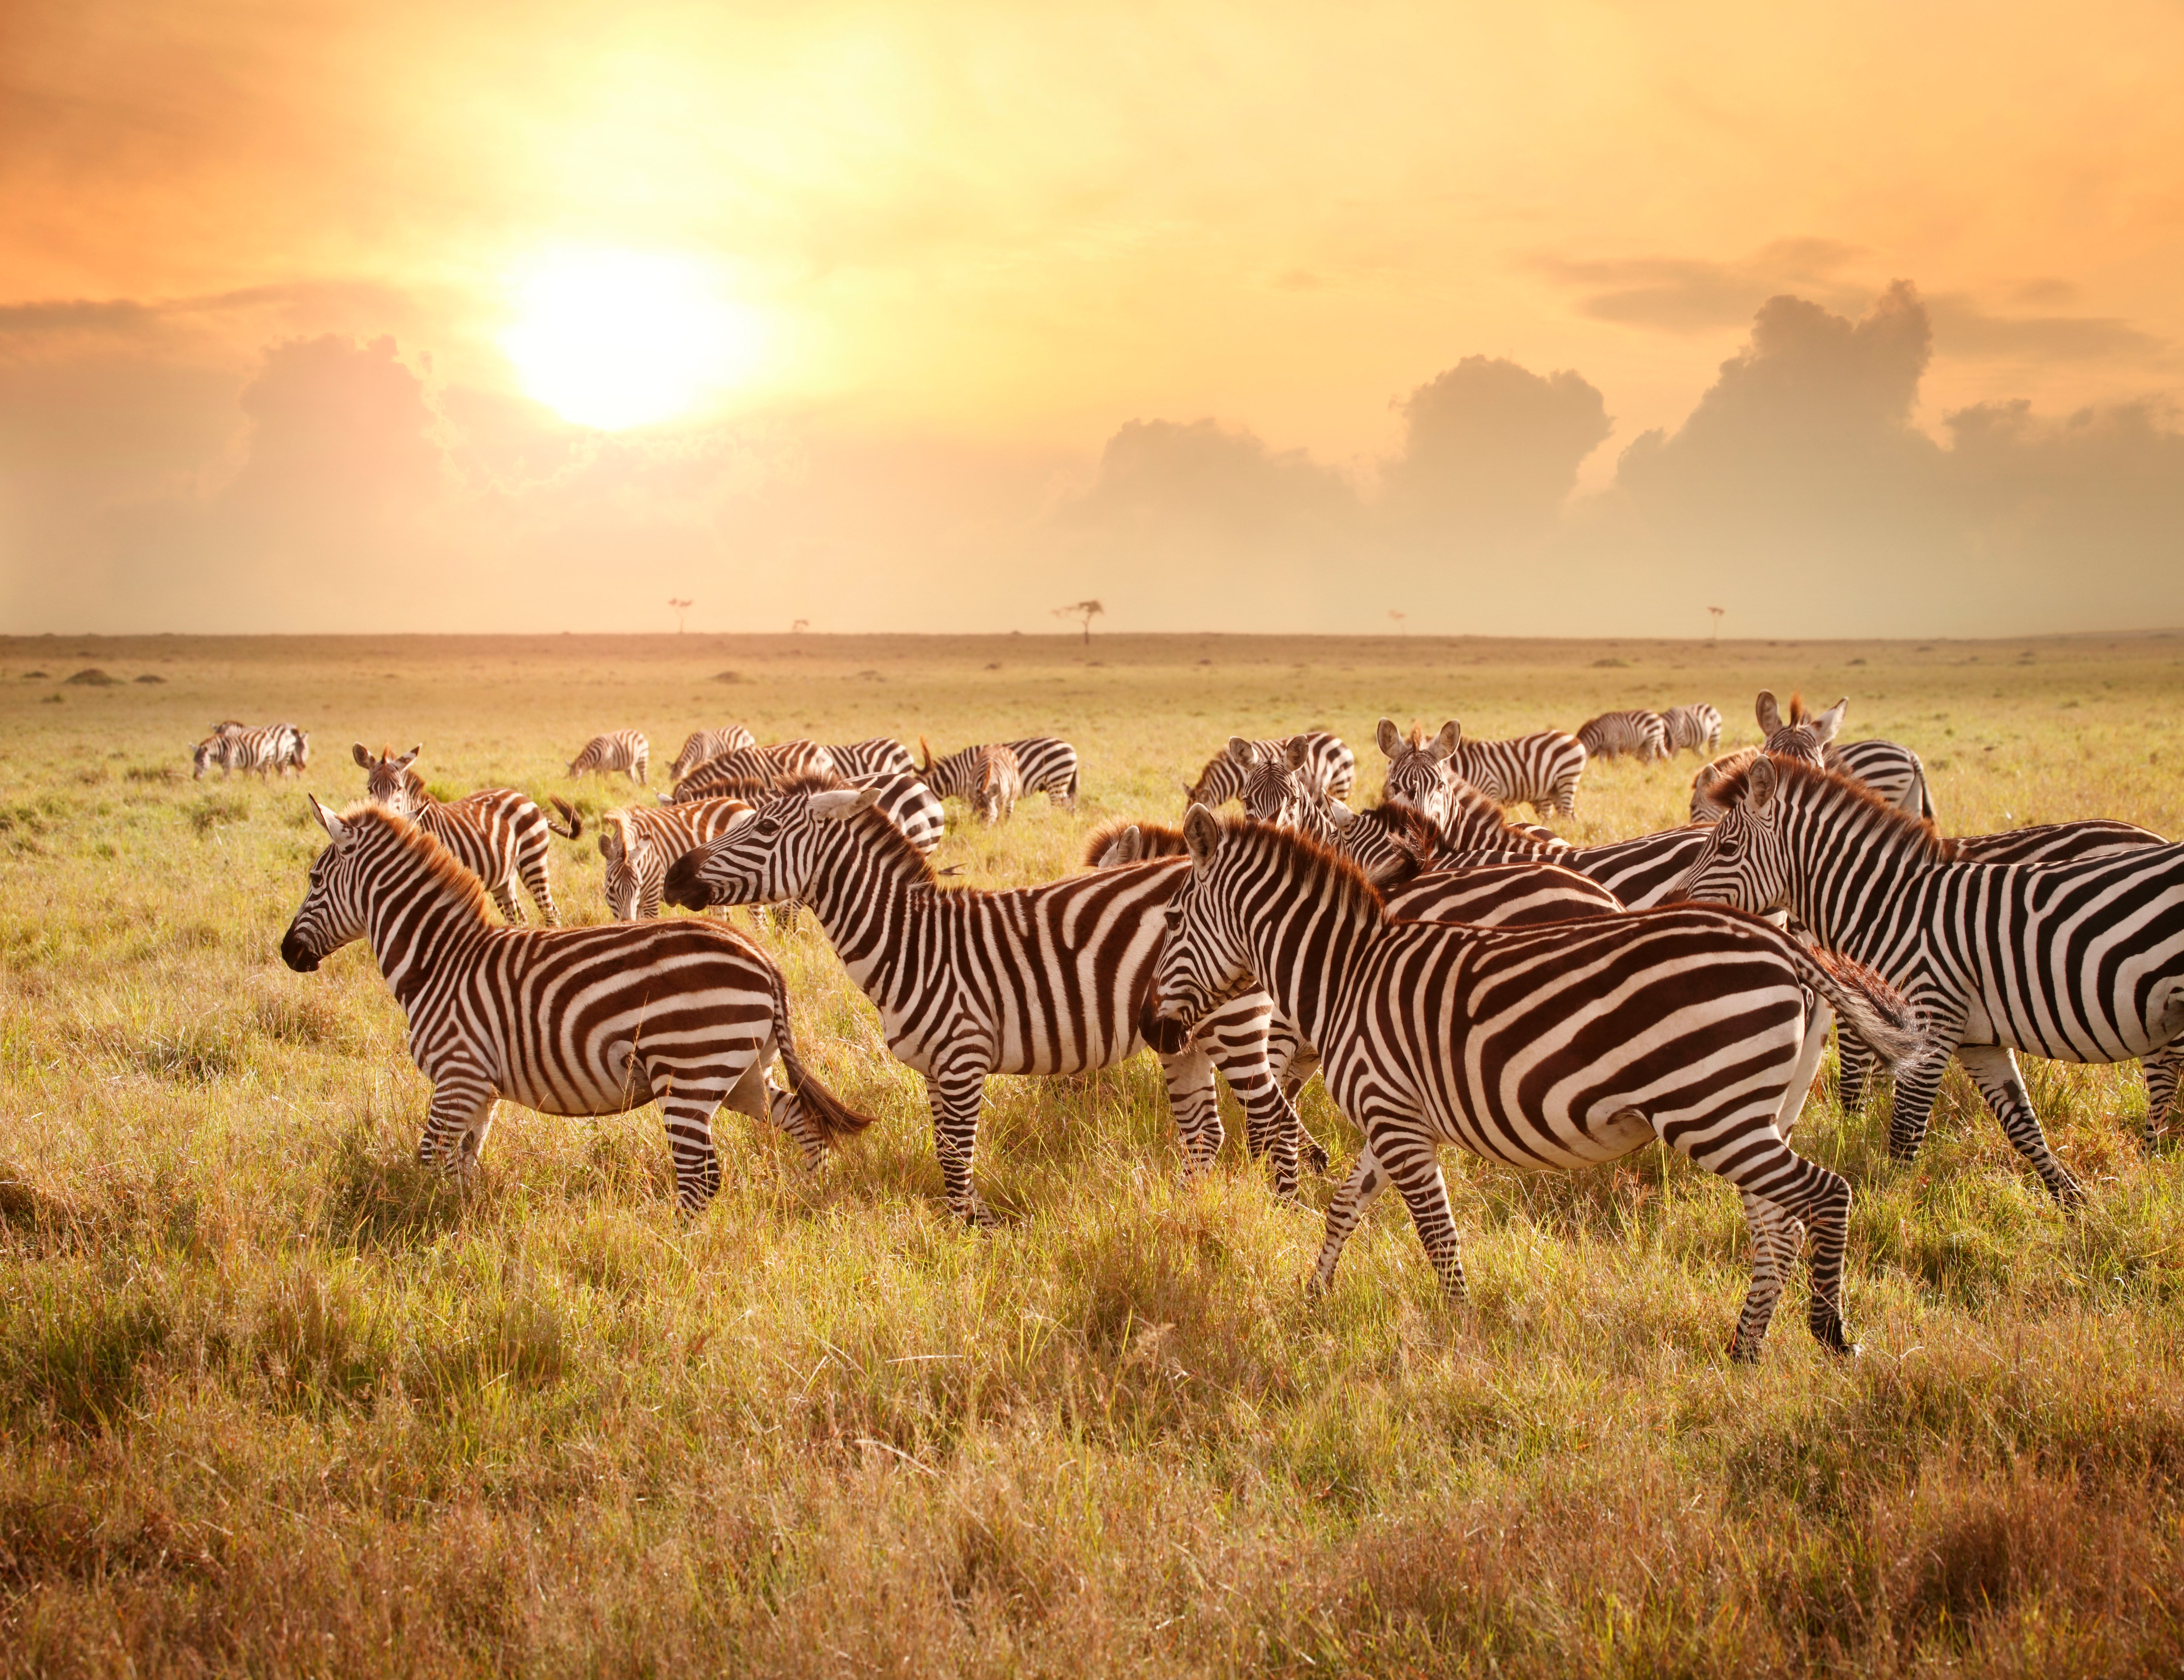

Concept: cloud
[[1381, 355, 1610, 538], [1537, 238, 1867, 333], [1924, 294, 2163, 363]]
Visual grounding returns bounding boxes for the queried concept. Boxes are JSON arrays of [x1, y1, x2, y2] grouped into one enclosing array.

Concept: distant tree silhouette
[[668, 597, 694, 633], [1054, 600, 1105, 645]]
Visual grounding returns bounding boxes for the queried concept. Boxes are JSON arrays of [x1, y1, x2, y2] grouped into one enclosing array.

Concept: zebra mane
[[776, 771, 851, 799], [1784, 692, 1808, 726], [1348, 802, 1437, 851], [1711, 756, 1948, 858], [1082, 819, 1187, 864], [1220, 816, 1387, 922], [340, 803, 493, 920], [809, 786, 939, 883]]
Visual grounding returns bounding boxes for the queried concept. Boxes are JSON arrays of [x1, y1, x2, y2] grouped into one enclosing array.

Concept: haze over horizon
[[4, 1, 2181, 639]]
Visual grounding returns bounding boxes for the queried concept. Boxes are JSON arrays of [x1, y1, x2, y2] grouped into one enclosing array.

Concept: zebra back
[[569, 730, 649, 785], [1575, 709, 1669, 762], [1657, 704, 1722, 754], [668, 726, 757, 782], [828, 738, 917, 780], [1448, 730, 1585, 817]]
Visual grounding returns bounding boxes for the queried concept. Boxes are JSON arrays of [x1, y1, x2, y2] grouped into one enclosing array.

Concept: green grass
[[4, 628, 2184, 1675]]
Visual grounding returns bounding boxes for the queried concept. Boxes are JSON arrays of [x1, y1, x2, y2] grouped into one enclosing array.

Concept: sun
[[501, 249, 765, 430]]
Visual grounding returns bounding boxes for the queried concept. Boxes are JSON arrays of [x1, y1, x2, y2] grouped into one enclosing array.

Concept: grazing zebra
[[1447, 727, 1587, 819], [1672, 757, 2184, 1199], [826, 738, 919, 780], [1184, 732, 1355, 808], [970, 744, 1025, 825], [1575, 709, 1670, 763], [671, 740, 838, 801], [600, 798, 756, 920], [660, 783, 1300, 1216], [920, 737, 1080, 810], [281, 800, 872, 1208], [352, 744, 579, 924], [1658, 703, 1722, 755], [568, 731, 649, 786], [668, 726, 757, 782], [192, 723, 301, 780], [1154, 811, 1925, 1360]]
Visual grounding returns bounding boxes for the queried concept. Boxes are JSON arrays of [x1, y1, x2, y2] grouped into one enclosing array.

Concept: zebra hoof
[[1726, 1337, 1762, 1365], [1302, 1141, 1331, 1176]]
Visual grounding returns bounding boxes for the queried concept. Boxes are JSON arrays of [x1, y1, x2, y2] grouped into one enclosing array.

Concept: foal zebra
[[569, 731, 649, 786], [920, 737, 1080, 810], [281, 800, 874, 1208], [661, 783, 1299, 1218], [1672, 757, 2184, 1201], [1575, 709, 1670, 762], [1185, 732, 1355, 808], [668, 726, 756, 782], [1658, 703, 1723, 755], [1155, 812, 1925, 1360], [671, 740, 838, 801], [352, 744, 580, 924]]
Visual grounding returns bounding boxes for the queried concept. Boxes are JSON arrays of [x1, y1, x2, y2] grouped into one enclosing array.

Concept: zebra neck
[[361, 845, 492, 1003], [1784, 807, 1930, 957], [1244, 886, 1379, 1048], [798, 828, 931, 987]]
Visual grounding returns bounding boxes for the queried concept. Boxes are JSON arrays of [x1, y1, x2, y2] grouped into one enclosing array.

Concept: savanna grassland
[[6, 628, 2184, 1678]]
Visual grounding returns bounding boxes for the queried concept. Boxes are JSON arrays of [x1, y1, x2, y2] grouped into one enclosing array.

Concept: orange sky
[[3, 0, 2182, 634]]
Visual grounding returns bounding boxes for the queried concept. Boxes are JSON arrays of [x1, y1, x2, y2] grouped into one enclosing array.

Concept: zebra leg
[[419, 1073, 496, 1181], [1156, 1043, 1226, 1181], [2140, 1045, 2183, 1149], [1835, 1022, 1875, 1113], [1262, 1017, 1330, 1179], [488, 877, 527, 924], [1309, 1143, 1391, 1297], [656, 1090, 724, 1211], [1194, 996, 1302, 1197], [1885, 1036, 1961, 1164], [1377, 1122, 1466, 1302], [1955, 1044, 2085, 1206], [1732, 1189, 1807, 1360], [520, 855, 560, 926], [927, 1060, 994, 1226], [1694, 1135, 1852, 1359]]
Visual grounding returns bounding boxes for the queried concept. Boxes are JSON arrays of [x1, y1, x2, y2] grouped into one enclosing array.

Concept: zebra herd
[[274, 690, 2184, 1362]]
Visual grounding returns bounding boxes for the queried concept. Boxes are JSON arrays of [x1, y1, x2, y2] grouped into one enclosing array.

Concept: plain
[[4, 630, 2184, 1678]]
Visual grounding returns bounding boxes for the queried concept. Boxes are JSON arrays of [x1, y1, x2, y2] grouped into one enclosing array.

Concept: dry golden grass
[[4, 628, 2184, 1677]]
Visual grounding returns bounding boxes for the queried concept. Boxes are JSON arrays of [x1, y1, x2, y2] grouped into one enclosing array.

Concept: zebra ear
[[397, 746, 422, 769], [1431, 721, 1460, 760], [351, 743, 373, 768], [1180, 780, 1198, 803], [1225, 735, 1255, 766], [1375, 718, 1402, 759], [307, 794, 352, 848], [1325, 800, 1357, 830], [1745, 755, 1780, 814], [1810, 698, 1848, 745], [1284, 737, 1311, 772], [811, 786, 882, 821], [1755, 690, 1782, 733], [1183, 803, 1222, 870], [1100, 824, 1143, 866]]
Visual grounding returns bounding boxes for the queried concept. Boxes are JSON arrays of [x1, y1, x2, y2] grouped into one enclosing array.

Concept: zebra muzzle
[[660, 853, 715, 910], [279, 930, 321, 973]]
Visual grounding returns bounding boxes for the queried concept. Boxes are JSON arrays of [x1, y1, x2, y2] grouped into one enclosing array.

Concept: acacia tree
[[1054, 599, 1105, 645], [668, 598, 694, 633]]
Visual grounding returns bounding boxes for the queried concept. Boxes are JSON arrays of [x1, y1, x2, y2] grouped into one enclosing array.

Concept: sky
[[2, 0, 2181, 637]]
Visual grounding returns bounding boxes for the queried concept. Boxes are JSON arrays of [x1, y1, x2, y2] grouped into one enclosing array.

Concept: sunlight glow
[[502, 250, 765, 429]]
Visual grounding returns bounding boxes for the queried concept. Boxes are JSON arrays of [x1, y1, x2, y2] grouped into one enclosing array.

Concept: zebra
[[568, 731, 649, 786], [1184, 732, 1355, 808], [920, 737, 1080, 810], [1375, 719, 1466, 824], [280, 799, 873, 1208], [971, 744, 1024, 825], [600, 798, 757, 920], [1575, 709, 1670, 762], [667, 726, 756, 782], [1703, 690, 1937, 820], [670, 740, 838, 801], [1153, 810, 1926, 1360], [659, 782, 1302, 1216], [352, 744, 580, 925], [1447, 726, 1586, 819], [1671, 756, 2184, 1200], [826, 738, 919, 780], [1657, 703, 1723, 755], [192, 723, 300, 779]]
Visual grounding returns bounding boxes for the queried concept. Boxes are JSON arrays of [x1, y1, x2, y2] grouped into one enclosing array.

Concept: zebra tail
[[547, 796, 583, 840], [765, 962, 877, 1141], [1786, 944, 1929, 1069]]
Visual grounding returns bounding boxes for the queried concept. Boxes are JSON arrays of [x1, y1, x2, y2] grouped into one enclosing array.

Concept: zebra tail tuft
[[547, 796, 583, 840], [763, 960, 877, 1141], [1797, 946, 1929, 1068]]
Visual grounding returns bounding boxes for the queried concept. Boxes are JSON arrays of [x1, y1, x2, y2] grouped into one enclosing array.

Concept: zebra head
[[282, 796, 373, 971], [1669, 756, 1794, 914], [663, 785, 874, 909], [190, 737, 221, 779], [597, 810, 650, 920], [1754, 691, 1846, 764], [1150, 805, 1260, 1032], [288, 729, 311, 770], [353, 744, 425, 815], [1376, 718, 1461, 823]]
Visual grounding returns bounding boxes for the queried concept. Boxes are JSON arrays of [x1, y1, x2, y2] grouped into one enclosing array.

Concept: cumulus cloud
[[1381, 356, 1610, 539]]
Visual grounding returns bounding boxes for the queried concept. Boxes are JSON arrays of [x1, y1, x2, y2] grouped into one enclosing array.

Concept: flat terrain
[[4, 629, 2184, 1677]]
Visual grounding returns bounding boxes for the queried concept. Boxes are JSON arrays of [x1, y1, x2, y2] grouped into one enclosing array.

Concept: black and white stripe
[[1185, 732, 1355, 807], [1154, 812, 1926, 1360], [354, 744, 580, 925], [920, 736, 1080, 809], [1657, 703, 1722, 755], [1447, 727, 1586, 819], [280, 800, 874, 1209], [668, 726, 757, 782], [661, 784, 1298, 1218], [1672, 757, 2184, 1200], [1575, 709, 1670, 762], [568, 730, 649, 786], [826, 738, 918, 780], [192, 723, 303, 779], [600, 798, 756, 920], [670, 740, 839, 802]]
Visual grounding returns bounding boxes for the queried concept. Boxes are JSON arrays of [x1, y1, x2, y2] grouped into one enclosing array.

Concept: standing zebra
[[192, 723, 301, 779], [1657, 703, 1723, 755], [281, 800, 872, 1208], [599, 798, 757, 920], [826, 738, 919, 780], [1671, 757, 2184, 1201], [920, 737, 1080, 810], [1154, 811, 1926, 1360], [970, 744, 1025, 825], [1575, 709, 1670, 763], [1691, 693, 1933, 822], [1447, 726, 1587, 819], [353, 744, 579, 924], [671, 740, 837, 801], [568, 731, 649, 786], [660, 784, 1299, 1219], [1184, 732, 1355, 808], [668, 726, 757, 782]]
